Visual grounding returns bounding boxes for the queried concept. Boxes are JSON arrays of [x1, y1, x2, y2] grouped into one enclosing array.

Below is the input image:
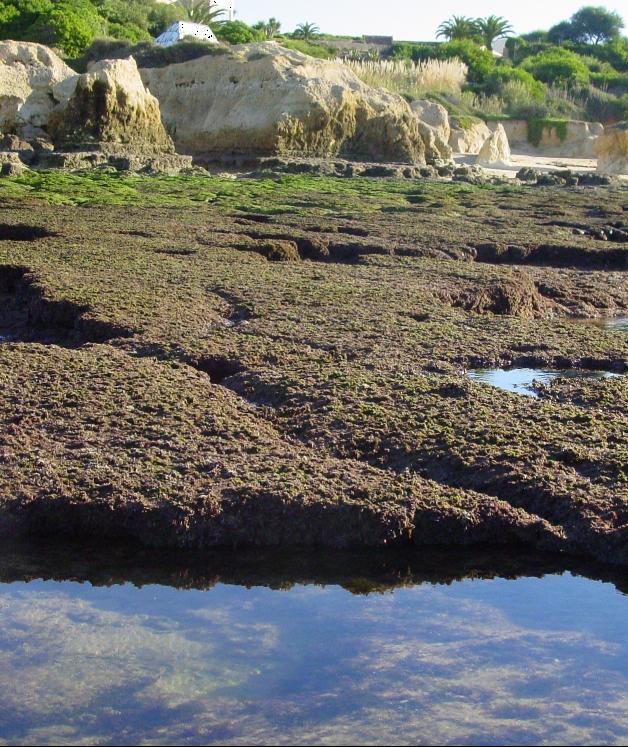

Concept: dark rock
[[516, 167, 538, 183]]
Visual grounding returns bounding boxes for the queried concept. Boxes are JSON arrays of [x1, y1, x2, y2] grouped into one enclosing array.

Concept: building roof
[[155, 22, 218, 47]]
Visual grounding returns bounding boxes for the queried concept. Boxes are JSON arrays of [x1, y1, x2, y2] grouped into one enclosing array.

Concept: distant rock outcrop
[[489, 119, 603, 158], [50, 58, 175, 155], [411, 99, 450, 143], [476, 124, 511, 168], [448, 118, 491, 154], [596, 121, 628, 176], [0, 40, 75, 137], [141, 43, 426, 164], [411, 100, 453, 164]]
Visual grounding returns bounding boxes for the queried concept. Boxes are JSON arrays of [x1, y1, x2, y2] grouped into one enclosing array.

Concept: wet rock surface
[[0, 174, 626, 565]]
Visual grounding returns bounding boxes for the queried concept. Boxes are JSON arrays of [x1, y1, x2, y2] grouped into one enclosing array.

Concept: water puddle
[[0, 543, 625, 745], [468, 368, 621, 396], [0, 550, 628, 744], [572, 316, 628, 334], [605, 316, 628, 333]]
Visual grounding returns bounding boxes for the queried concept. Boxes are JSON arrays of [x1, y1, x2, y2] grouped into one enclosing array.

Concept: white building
[[155, 21, 219, 47]]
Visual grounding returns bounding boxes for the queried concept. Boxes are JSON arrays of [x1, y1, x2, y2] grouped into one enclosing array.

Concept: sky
[[236, 1, 626, 41]]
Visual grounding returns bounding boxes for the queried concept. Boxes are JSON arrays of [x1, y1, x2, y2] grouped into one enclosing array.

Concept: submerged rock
[[50, 58, 175, 156], [596, 121, 628, 176], [476, 124, 511, 168], [0, 40, 75, 137], [141, 42, 426, 164]]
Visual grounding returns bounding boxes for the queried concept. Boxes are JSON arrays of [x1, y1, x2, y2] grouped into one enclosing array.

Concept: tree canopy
[[293, 22, 319, 41], [436, 16, 479, 42], [0, 0, 103, 55], [548, 6, 624, 45]]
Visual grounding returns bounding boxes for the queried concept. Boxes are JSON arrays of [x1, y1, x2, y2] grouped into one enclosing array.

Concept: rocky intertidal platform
[[0, 172, 626, 565]]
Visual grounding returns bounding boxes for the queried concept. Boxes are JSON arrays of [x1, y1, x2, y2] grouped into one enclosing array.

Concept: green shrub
[[590, 69, 628, 90], [73, 36, 230, 71], [106, 21, 151, 42], [484, 66, 547, 100], [521, 47, 590, 88], [0, 0, 186, 55], [278, 38, 335, 59], [0, 0, 104, 56], [583, 87, 628, 122], [579, 37, 627, 72], [392, 41, 440, 61], [214, 20, 264, 45], [504, 37, 550, 65], [393, 40, 494, 84], [438, 40, 495, 83]]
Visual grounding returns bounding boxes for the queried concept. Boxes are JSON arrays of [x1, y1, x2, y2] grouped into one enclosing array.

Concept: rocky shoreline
[[0, 172, 626, 565], [0, 37, 626, 567]]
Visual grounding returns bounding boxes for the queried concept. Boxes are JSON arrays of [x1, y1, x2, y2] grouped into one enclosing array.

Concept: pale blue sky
[[236, 1, 625, 41]]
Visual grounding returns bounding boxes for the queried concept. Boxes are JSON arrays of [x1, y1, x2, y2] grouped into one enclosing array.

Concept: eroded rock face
[[412, 99, 453, 164], [449, 119, 491, 154], [0, 40, 75, 136], [141, 43, 426, 164], [596, 122, 628, 176], [489, 119, 603, 158], [50, 58, 175, 155], [411, 99, 450, 143], [476, 124, 511, 168]]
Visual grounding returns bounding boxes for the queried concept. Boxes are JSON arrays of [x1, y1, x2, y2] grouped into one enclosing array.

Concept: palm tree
[[258, 17, 281, 39], [475, 15, 514, 49], [436, 16, 479, 41], [294, 22, 320, 40], [176, 0, 226, 27]]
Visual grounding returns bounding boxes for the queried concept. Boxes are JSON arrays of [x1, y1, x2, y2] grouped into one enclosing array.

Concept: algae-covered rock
[[140, 42, 426, 164], [0, 151, 26, 176], [0, 40, 75, 136], [50, 57, 175, 155], [596, 122, 628, 176], [476, 124, 511, 168]]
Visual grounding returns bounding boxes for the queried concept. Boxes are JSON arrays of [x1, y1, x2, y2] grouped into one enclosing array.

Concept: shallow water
[[573, 316, 628, 334], [606, 317, 628, 333], [468, 368, 621, 397], [0, 544, 626, 746]]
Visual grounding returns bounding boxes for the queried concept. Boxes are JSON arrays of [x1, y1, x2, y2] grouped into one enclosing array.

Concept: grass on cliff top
[[0, 170, 493, 215]]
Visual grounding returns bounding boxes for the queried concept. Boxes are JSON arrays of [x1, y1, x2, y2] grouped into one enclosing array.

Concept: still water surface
[[468, 368, 620, 396], [0, 545, 626, 746]]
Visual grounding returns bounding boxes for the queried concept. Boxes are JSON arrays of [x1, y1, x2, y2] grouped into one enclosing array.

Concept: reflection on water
[[606, 317, 628, 333], [468, 368, 621, 397], [574, 316, 628, 334], [0, 543, 626, 746]]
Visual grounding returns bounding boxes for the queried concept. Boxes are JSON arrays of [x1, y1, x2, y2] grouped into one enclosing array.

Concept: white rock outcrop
[[448, 119, 491, 154], [0, 40, 75, 136], [411, 99, 450, 143], [141, 43, 426, 164], [411, 99, 453, 163], [476, 124, 511, 168], [596, 121, 628, 175]]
